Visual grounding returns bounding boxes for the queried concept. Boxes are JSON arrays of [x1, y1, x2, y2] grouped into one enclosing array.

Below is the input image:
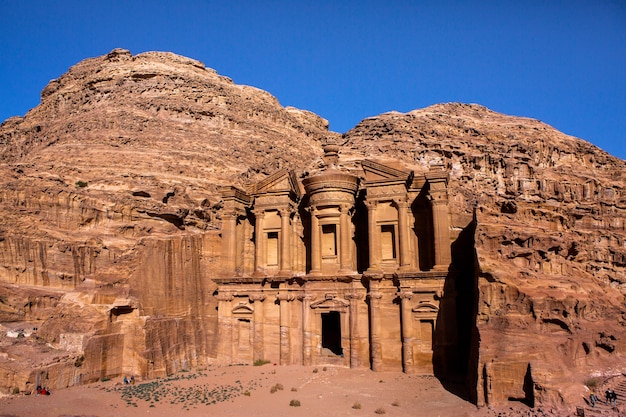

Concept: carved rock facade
[[215, 145, 455, 373]]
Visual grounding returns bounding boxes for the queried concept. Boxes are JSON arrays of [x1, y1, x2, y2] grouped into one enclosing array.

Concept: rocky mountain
[[0, 49, 624, 410]]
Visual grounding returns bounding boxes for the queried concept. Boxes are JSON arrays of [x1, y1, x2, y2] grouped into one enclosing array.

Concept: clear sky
[[1, 0, 624, 159]]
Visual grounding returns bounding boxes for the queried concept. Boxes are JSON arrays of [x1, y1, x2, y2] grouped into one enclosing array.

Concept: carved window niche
[[267, 231, 280, 267], [412, 301, 439, 353], [321, 223, 338, 259], [380, 224, 397, 260]]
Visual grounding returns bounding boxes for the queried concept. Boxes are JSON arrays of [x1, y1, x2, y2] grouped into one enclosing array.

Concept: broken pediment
[[361, 160, 413, 185], [250, 169, 301, 199], [310, 296, 350, 310]]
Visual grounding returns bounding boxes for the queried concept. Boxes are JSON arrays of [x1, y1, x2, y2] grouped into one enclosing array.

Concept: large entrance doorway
[[321, 311, 343, 356]]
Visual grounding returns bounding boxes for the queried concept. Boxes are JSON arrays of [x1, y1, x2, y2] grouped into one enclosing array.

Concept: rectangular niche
[[419, 319, 433, 351], [380, 224, 397, 260], [267, 231, 279, 266], [321, 224, 337, 257]]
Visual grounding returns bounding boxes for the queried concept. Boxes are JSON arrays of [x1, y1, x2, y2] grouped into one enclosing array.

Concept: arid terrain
[[0, 48, 625, 415], [0, 364, 588, 417]]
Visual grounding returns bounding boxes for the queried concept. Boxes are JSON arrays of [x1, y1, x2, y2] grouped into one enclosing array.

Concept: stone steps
[[578, 374, 626, 417]]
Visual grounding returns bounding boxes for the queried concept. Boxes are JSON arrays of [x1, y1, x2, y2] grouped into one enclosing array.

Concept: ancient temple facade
[[214, 145, 457, 374]]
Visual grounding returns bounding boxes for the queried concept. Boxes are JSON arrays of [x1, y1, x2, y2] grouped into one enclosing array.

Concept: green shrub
[[289, 399, 301, 407], [253, 359, 271, 366], [75, 180, 88, 188], [375, 407, 386, 414], [584, 378, 598, 389], [352, 401, 362, 409]]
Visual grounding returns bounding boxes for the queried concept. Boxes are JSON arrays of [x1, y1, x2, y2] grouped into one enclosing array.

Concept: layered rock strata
[[0, 49, 624, 411]]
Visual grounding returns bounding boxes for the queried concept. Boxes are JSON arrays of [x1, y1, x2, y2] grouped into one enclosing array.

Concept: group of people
[[122, 375, 135, 385], [589, 388, 618, 407], [35, 385, 51, 396]]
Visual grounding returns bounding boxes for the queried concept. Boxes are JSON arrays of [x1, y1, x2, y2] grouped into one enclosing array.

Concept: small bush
[[584, 378, 598, 389], [291, 387, 298, 392], [391, 400, 400, 407], [312, 368, 319, 373], [375, 407, 386, 414], [253, 359, 271, 366], [75, 180, 88, 188], [352, 401, 362, 409], [270, 383, 284, 394], [289, 399, 301, 407], [322, 366, 327, 372], [243, 390, 251, 396], [74, 355, 85, 367]]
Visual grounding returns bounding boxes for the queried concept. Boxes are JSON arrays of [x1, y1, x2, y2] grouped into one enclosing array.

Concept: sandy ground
[[0, 365, 571, 417]]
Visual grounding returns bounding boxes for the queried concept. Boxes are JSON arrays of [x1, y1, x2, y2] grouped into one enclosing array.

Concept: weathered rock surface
[[0, 49, 624, 412]]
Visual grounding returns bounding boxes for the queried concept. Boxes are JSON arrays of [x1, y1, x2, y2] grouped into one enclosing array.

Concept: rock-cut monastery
[[215, 145, 457, 374]]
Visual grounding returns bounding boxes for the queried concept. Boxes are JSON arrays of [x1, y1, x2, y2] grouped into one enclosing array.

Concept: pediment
[[232, 303, 253, 315], [310, 297, 349, 310], [251, 169, 301, 198], [362, 160, 412, 183], [412, 302, 439, 314]]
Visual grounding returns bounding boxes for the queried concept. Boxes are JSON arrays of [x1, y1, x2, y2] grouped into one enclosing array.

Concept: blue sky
[[1, 1, 624, 159]]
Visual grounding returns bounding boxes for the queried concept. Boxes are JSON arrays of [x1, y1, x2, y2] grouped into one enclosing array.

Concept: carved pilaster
[[427, 173, 451, 271], [339, 203, 353, 273], [276, 292, 295, 365], [221, 210, 239, 274], [298, 294, 316, 365], [345, 291, 364, 368], [393, 198, 412, 271], [278, 207, 292, 275], [216, 292, 234, 363], [308, 207, 321, 275], [249, 294, 266, 362], [365, 200, 381, 272], [253, 209, 266, 276], [367, 284, 383, 371], [398, 291, 415, 373]]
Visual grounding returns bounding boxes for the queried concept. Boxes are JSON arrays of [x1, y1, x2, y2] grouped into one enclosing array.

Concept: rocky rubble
[[0, 49, 624, 413]]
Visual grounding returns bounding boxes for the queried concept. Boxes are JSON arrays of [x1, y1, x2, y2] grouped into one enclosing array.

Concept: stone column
[[368, 281, 383, 371], [339, 203, 353, 273], [365, 200, 381, 272], [345, 291, 363, 368], [250, 294, 266, 362], [309, 207, 322, 275], [277, 292, 294, 365], [429, 191, 451, 270], [398, 291, 415, 373], [299, 294, 315, 365], [279, 207, 292, 275], [427, 170, 451, 271], [216, 292, 234, 364], [395, 199, 412, 271], [253, 209, 266, 276], [221, 210, 238, 274]]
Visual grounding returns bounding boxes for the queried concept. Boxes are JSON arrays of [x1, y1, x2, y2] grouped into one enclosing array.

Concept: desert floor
[[0, 364, 574, 417]]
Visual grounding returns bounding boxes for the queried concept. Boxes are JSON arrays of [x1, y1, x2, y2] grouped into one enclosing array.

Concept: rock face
[[0, 50, 624, 410]]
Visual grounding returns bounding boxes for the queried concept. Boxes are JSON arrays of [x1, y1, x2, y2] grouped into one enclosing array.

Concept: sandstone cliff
[[0, 49, 624, 409]]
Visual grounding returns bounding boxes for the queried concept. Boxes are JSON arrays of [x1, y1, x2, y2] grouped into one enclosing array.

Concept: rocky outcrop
[[0, 50, 624, 412], [340, 104, 626, 407]]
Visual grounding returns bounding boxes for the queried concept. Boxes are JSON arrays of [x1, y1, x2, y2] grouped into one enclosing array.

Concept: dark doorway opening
[[321, 311, 343, 356]]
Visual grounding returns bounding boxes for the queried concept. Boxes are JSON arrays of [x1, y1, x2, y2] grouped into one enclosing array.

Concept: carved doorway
[[321, 311, 343, 356]]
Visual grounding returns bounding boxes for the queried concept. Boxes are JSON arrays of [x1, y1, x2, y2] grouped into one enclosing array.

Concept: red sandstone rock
[[0, 50, 624, 414]]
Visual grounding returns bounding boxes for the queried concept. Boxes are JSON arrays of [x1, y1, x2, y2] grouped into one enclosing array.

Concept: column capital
[[367, 291, 383, 301], [364, 199, 378, 210], [397, 291, 413, 300], [392, 197, 410, 209], [252, 208, 266, 217], [344, 292, 364, 301], [276, 292, 296, 302], [249, 294, 266, 302], [297, 294, 316, 302], [216, 292, 233, 302]]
